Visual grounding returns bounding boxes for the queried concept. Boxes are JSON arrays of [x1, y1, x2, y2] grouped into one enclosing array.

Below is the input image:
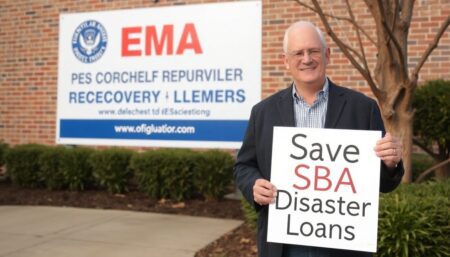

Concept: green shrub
[[39, 146, 68, 190], [132, 149, 234, 201], [5, 144, 48, 188], [0, 142, 9, 167], [413, 79, 450, 177], [130, 151, 162, 199], [193, 150, 234, 200], [160, 149, 196, 201], [132, 149, 195, 201], [60, 147, 95, 191], [377, 180, 449, 257], [89, 148, 134, 193], [241, 197, 257, 228]]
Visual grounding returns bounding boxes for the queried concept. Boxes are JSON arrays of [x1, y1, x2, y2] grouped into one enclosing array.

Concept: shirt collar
[[292, 77, 329, 102]]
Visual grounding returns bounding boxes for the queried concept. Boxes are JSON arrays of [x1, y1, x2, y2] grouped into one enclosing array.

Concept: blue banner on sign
[[60, 119, 247, 142]]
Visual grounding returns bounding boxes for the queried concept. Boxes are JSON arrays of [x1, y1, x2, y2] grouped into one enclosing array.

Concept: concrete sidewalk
[[0, 206, 242, 257]]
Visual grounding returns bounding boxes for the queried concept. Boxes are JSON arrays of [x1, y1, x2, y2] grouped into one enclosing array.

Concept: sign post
[[268, 127, 381, 252]]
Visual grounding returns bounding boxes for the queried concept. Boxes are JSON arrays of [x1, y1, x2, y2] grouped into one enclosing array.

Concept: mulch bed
[[0, 181, 257, 257], [195, 223, 257, 257]]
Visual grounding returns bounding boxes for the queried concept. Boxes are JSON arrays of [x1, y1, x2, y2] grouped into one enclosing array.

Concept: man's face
[[284, 26, 330, 88]]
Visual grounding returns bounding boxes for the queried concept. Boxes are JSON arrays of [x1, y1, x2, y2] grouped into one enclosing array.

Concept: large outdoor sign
[[56, 1, 262, 148], [268, 127, 381, 252]]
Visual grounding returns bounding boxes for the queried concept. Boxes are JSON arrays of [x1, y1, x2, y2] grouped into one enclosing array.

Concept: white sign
[[268, 127, 381, 252], [56, 1, 262, 148]]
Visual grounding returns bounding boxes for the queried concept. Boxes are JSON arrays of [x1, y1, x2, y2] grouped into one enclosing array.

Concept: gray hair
[[283, 21, 327, 53]]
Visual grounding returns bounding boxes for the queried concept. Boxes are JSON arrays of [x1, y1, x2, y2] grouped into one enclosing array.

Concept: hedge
[[38, 146, 68, 190], [89, 148, 134, 194], [192, 150, 234, 200], [131, 149, 196, 201], [60, 147, 95, 191], [5, 144, 48, 188], [131, 149, 234, 201], [4, 144, 235, 200]]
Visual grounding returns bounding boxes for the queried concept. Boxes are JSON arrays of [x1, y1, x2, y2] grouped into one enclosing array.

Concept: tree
[[295, 0, 450, 182]]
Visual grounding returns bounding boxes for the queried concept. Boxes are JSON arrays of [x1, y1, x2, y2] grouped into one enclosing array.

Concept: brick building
[[1, 0, 449, 146]]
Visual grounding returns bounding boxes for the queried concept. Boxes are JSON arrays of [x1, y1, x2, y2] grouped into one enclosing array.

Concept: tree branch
[[415, 158, 450, 183], [303, 0, 383, 99], [391, 0, 399, 32], [412, 137, 439, 160], [377, 0, 407, 75], [382, 20, 406, 68], [294, 0, 377, 46], [339, 40, 365, 62], [345, 0, 373, 81], [400, 0, 416, 26], [411, 16, 450, 81]]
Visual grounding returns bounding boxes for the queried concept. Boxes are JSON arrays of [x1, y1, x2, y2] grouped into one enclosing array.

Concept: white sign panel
[[57, 1, 262, 148], [268, 127, 381, 252]]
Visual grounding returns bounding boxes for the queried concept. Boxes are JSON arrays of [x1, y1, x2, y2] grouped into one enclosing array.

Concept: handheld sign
[[268, 127, 381, 252]]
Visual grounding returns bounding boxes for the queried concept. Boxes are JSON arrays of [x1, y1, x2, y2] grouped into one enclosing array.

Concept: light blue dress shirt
[[285, 78, 333, 257], [292, 78, 329, 129]]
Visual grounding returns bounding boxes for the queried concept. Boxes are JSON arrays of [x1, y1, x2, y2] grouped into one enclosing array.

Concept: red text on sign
[[293, 164, 356, 193], [121, 23, 203, 57]]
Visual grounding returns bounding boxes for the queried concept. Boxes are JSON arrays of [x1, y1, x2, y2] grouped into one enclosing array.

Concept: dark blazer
[[234, 81, 404, 257]]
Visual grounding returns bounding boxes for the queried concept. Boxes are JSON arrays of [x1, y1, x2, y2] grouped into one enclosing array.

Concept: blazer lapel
[[325, 81, 347, 128], [276, 84, 296, 127]]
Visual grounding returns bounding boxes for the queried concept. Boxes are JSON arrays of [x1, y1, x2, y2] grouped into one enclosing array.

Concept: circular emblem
[[72, 20, 107, 63]]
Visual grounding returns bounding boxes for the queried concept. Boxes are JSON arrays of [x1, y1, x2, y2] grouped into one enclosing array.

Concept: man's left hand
[[374, 132, 402, 169]]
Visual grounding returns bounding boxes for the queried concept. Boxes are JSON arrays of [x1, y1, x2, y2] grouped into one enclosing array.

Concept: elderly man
[[234, 21, 404, 257]]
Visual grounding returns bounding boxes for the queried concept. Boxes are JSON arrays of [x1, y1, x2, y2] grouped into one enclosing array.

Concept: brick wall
[[0, 0, 449, 146]]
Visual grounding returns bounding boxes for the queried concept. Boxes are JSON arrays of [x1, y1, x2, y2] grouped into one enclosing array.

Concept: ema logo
[[72, 20, 107, 63]]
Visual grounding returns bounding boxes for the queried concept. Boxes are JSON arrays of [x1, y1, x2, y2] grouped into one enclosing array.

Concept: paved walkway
[[0, 206, 242, 257]]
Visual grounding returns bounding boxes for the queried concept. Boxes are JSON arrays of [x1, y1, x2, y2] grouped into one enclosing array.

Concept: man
[[234, 21, 404, 257]]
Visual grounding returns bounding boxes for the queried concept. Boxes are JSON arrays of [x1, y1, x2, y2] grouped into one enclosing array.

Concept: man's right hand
[[253, 179, 277, 205]]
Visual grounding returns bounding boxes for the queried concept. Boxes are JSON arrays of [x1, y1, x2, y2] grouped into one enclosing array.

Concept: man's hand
[[253, 179, 277, 206], [374, 132, 402, 169]]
